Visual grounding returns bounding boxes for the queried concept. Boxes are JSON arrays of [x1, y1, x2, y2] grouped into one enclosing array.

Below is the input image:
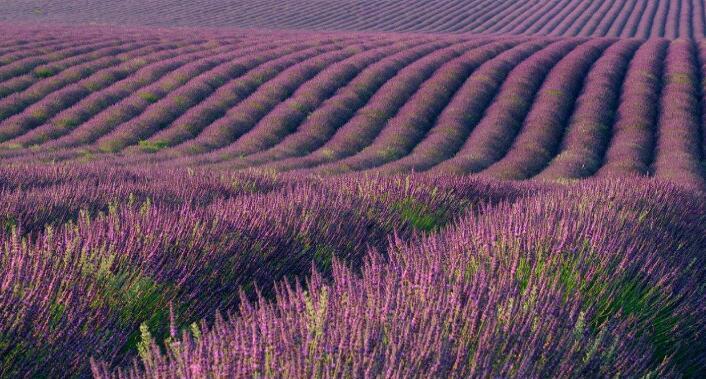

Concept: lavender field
[[0, 1, 705, 378], [4, 0, 706, 38]]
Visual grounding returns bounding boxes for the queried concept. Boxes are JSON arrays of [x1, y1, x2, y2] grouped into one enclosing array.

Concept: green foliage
[[48, 300, 66, 331], [544, 88, 564, 97], [77, 149, 95, 162], [516, 257, 531, 293], [312, 244, 336, 273], [189, 322, 201, 341], [304, 287, 329, 375], [667, 72, 693, 85], [589, 274, 687, 371], [137, 92, 159, 103], [320, 148, 335, 159], [1, 216, 17, 233], [287, 101, 309, 114], [97, 141, 123, 153], [77, 259, 172, 357], [138, 140, 169, 153], [33, 67, 55, 78], [394, 197, 446, 232], [377, 146, 401, 160], [0, 143, 23, 150], [137, 323, 154, 363]]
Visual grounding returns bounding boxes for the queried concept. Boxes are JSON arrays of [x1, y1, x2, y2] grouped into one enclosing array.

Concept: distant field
[[0, 26, 704, 188], [2, 0, 706, 38], [2, 2, 706, 378]]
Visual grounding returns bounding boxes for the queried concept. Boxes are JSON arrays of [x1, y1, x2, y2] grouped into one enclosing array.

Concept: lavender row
[[164, 36, 447, 160], [158, 40, 412, 160], [5, 1, 706, 38], [652, 40, 705, 189], [537, 39, 641, 180], [188, 39, 446, 166], [94, 38, 371, 153], [5, 41, 227, 147], [41, 38, 311, 149], [597, 40, 669, 178], [0, 41, 195, 142], [480, 39, 613, 180], [260, 39, 490, 173]]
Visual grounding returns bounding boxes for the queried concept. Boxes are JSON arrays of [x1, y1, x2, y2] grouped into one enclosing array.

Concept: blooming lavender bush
[[91, 177, 706, 378]]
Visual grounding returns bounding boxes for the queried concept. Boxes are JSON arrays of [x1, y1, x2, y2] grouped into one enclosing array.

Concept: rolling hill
[[1, 2, 705, 378]]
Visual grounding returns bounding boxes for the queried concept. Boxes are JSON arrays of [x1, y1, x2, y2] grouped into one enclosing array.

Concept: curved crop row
[[41, 37, 324, 150], [181, 38, 487, 166], [151, 40, 415, 158], [376, 39, 554, 174], [0, 40, 196, 142], [596, 39, 669, 178], [127, 37, 387, 158], [0, 37, 145, 99], [6, 41, 226, 147], [0, 36, 138, 84], [652, 40, 705, 188], [91, 39, 372, 153]]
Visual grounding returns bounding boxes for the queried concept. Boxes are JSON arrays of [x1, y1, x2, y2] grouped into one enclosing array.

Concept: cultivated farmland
[[3, 0, 706, 38], [0, 2, 705, 378]]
